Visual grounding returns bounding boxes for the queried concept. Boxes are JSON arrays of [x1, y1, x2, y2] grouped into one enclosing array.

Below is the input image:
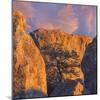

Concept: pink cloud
[[13, 1, 36, 19], [13, 2, 96, 37], [13, 1, 38, 30], [58, 5, 79, 33], [13, 2, 79, 33], [81, 6, 96, 35], [36, 21, 59, 30]]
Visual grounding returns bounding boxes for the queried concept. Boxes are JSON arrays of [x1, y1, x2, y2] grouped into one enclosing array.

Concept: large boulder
[[30, 28, 92, 96], [13, 10, 47, 99]]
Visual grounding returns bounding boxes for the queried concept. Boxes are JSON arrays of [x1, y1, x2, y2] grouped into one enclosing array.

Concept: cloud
[[13, 1, 37, 19], [13, 1, 37, 31], [36, 21, 59, 30], [13, 2, 96, 37], [13, 2, 79, 33], [58, 5, 79, 33], [13, 1, 58, 31], [81, 6, 96, 36]]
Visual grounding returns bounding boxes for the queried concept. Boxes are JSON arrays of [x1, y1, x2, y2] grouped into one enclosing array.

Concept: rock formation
[[13, 10, 47, 99], [13, 9, 96, 98], [30, 28, 92, 96]]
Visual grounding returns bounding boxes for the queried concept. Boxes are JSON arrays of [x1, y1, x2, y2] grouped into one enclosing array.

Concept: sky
[[13, 1, 97, 37]]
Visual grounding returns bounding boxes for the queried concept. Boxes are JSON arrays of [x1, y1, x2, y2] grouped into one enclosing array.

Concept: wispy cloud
[[81, 6, 96, 36], [13, 1, 96, 37], [13, 1, 36, 19], [58, 5, 79, 33], [13, 1, 37, 31]]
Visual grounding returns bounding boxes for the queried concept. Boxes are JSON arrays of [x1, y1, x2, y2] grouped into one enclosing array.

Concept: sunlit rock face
[[31, 28, 92, 66], [31, 28, 92, 96], [13, 10, 47, 99], [81, 37, 97, 94]]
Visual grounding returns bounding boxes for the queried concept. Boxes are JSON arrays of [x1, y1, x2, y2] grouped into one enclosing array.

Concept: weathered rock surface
[[30, 28, 92, 96], [81, 37, 97, 94], [31, 28, 92, 66], [13, 10, 47, 99], [47, 66, 84, 96]]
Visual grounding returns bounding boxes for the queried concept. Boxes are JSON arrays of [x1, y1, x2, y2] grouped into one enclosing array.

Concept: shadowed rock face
[[30, 28, 92, 96], [81, 37, 97, 94], [13, 10, 47, 99], [14, 89, 47, 99]]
